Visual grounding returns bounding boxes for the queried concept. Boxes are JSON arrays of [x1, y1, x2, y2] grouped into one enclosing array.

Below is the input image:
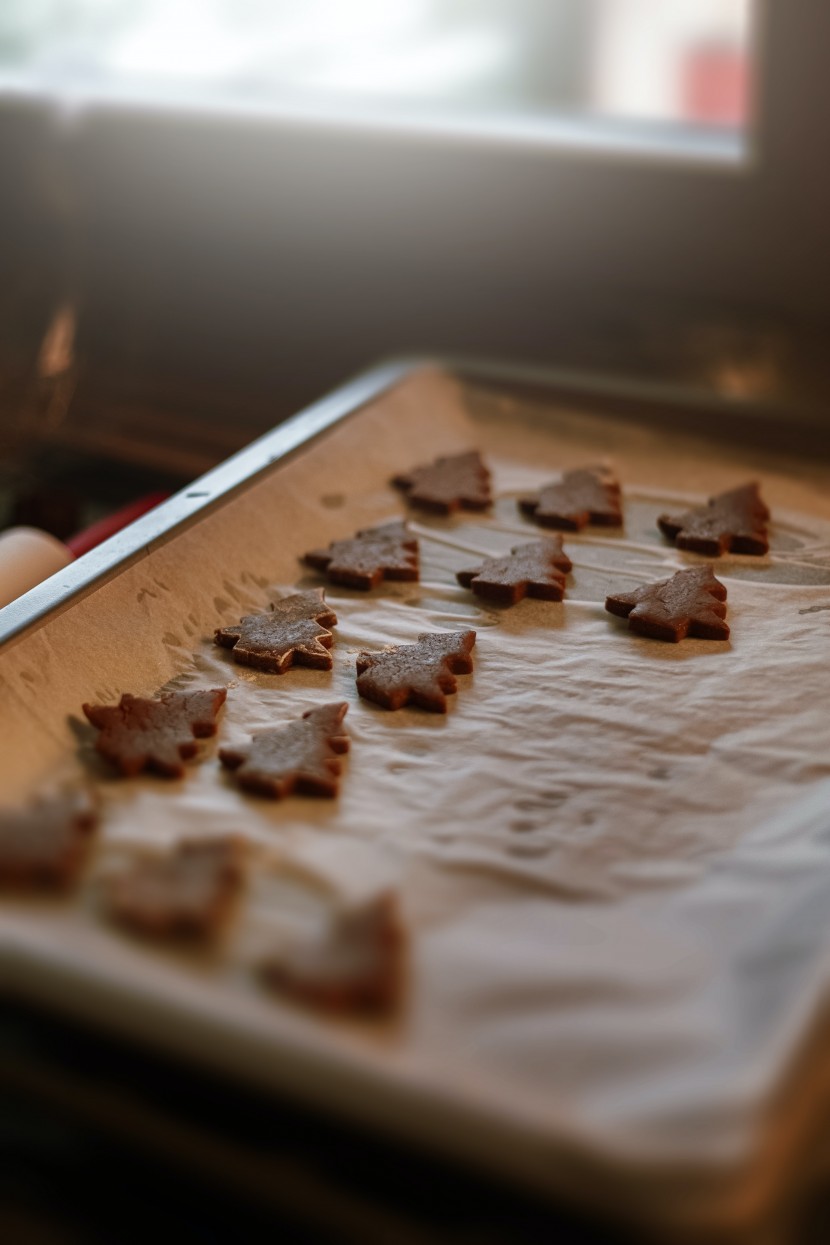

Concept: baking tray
[[3, 357, 830, 1239]]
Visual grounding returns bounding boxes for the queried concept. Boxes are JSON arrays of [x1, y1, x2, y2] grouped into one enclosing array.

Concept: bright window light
[[0, 1, 755, 141]]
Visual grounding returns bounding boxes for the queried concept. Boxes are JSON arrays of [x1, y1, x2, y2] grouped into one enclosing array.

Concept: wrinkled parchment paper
[[3, 369, 830, 1230]]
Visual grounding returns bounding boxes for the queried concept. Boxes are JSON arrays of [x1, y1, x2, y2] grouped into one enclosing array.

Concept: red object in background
[[65, 492, 169, 558], [681, 41, 748, 127]]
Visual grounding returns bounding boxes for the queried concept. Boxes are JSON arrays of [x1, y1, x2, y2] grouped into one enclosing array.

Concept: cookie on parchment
[[658, 482, 769, 556], [605, 565, 729, 642], [520, 466, 623, 531], [393, 451, 491, 515], [262, 893, 405, 1014], [356, 631, 476, 712], [0, 791, 97, 888], [220, 703, 349, 799], [457, 538, 572, 604], [303, 521, 418, 590], [105, 838, 245, 940], [215, 590, 336, 673], [83, 689, 227, 777]]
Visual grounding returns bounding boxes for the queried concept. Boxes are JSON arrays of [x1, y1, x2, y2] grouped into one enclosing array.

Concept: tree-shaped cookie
[[303, 521, 419, 590], [658, 482, 769, 556], [456, 538, 572, 604], [262, 893, 404, 1013], [0, 791, 97, 888], [605, 566, 729, 642], [214, 589, 337, 673], [106, 838, 245, 939], [356, 630, 476, 712], [83, 688, 227, 777], [519, 466, 623, 530], [393, 450, 491, 514], [220, 703, 349, 798]]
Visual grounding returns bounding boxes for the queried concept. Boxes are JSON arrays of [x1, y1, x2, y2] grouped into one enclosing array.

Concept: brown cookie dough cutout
[[83, 689, 227, 777], [105, 838, 245, 940], [393, 450, 491, 514], [261, 893, 404, 1014], [0, 791, 97, 889], [356, 630, 475, 712], [215, 590, 337, 673], [303, 521, 419, 590], [605, 565, 729, 642], [457, 538, 572, 604], [658, 482, 769, 556], [519, 466, 623, 531], [220, 703, 349, 799]]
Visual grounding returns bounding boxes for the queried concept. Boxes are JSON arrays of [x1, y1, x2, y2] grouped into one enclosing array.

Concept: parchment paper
[[3, 368, 830, 1231]]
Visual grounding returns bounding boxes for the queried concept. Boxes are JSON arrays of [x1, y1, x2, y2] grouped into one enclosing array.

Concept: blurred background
[[6, 0, 830, 541]]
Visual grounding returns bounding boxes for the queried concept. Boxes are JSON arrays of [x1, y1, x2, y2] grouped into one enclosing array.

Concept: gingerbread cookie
[[519, 466, 622, 531], [356, 630, 475, 712], [658, 482, 769, 556], [605, 565, 729, 642], [0, 791, 97, 888], [393, 450, 491, 514], [215, 590, 336, 673], [262, 893, 404, 1013], [303, 521, 419, 590], [220, 703, 349, 799], [457, 538, 572, 604], [83, 688, 227, 777], [106, 838, 244, 939]]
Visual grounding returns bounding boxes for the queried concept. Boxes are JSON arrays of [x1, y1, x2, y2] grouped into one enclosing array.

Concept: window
[[0, 1, 755, 159]]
